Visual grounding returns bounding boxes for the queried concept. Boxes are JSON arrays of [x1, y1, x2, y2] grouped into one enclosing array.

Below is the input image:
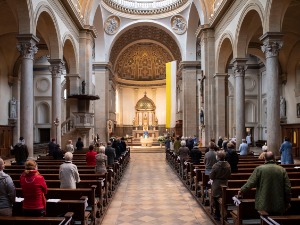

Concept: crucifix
[[199, 71, 206, 103]]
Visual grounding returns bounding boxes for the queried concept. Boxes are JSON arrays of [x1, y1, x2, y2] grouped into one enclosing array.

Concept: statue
[[280, 96, 286, 118], [10, 97, 17, 119], [82, 81, 86, 94]]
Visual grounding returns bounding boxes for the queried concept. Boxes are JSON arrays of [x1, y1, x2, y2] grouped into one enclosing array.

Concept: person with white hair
[[95, 146, 107, 174], [0, 158, 15, 216], [178, 140, 189, 176], [59, 152, 80, 189]]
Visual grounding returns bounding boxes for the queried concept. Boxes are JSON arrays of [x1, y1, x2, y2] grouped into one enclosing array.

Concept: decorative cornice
[[179, 61, 201, 71]]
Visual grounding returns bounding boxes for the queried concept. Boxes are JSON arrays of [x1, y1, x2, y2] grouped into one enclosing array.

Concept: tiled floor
[[100, 152, 214, 225]]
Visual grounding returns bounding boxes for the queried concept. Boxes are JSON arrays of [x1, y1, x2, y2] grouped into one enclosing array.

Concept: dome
[[135, 93, 156, 111], [101, 0, 190, 18]]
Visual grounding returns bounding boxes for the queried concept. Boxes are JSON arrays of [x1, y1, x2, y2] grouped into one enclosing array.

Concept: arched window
[[37, 103, 50, 124]]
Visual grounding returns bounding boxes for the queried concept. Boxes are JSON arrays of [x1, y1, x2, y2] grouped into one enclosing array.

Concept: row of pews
[[1, 148, 130, 225], [166, 149, 300, 225]]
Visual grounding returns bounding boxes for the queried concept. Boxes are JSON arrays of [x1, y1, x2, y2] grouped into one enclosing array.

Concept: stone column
[[16, 34, 39, 159], [49, 59, 64, 146], [214, 73, 227, 139], [118, 87, 123, 126], [198, 28, 215, 145], [179, 61, 201, 137], [93, 63, 111, 143], [260, 32, 283, 155], [233, 58, 248, 148]]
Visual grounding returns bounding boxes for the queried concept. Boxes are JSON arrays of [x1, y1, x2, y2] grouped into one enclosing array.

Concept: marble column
[[260, 32, 283, 155], [179, 61, 201, 137], [49, 59, 64, 146], [16, 34, 39, 159], [214, 73, 227, 139], [118, 87, 123, 126], [233, 58, 247, 148]]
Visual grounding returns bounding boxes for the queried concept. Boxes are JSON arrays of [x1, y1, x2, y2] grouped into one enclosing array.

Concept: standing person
[[120, 137, 127, 154], [170, 137, 175, 152], [210, 150, 231, 221], [204, 142, 218, 174], [59, 152, 80, 189], [173, 136, 181, 155], [280, 137, 294, 164], [246, 133, 252, 146], [52, 144, 64, 160], [190, 144, 202, 164], [20, 160, 47, 216], [76, 137, 84, 151], [222, 138, 229, 151], [239, 139, 249, 156], [178, 140, 189, 176], [217, 136, 223, 149], [238, 151, 291, 215], [13, 137, 29, 165], [165, 136, 171, 151], [105, 141, 116, 167], [48, 138, 58, 156], [86, 145, 97, 166], [0, 158, 16, 216], [95, 147, 107, 174], [225, 142, 239, 173], [65, 140, 74, 153]]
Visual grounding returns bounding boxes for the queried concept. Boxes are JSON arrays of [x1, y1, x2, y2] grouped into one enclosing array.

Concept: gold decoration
[[115, 43, 173, 80]]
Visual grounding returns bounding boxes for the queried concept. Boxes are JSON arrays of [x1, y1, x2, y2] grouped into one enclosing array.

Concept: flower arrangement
[[157, 136, 165, 143]]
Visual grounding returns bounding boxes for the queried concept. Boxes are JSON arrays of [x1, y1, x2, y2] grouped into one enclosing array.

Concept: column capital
[[16, 34, 39, 60], [260, 32, 284, 58], [49, 59, 64, 77], [232, 58, 248, 78]]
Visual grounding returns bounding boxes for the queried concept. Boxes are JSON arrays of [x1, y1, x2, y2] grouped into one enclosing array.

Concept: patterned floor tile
[[99, 152, 214, 225]]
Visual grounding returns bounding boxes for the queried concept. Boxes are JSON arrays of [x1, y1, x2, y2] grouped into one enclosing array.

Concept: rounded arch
[[36, 101, 50, 124], [192, 0, 207, 25], [107, 21, 184, 66], [35, 3, 62, 59], [264, 0, 291, 32], [6, 0, 34, 34], [185, 3, 200, 61], [234, 3, 264, 58], [62, 34, 78, 74], [92, 5, 105, 61], [216, 32, 234, 73]]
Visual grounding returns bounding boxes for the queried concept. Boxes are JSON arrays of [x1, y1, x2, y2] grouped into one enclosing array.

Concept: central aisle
[[100, 152, 214, 225]]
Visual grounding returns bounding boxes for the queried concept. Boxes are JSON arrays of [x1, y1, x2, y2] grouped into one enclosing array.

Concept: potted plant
[[157, 136, 165, 148]]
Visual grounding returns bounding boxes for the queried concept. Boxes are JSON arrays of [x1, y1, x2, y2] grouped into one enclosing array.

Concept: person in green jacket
[[238, 151, 291, 215]]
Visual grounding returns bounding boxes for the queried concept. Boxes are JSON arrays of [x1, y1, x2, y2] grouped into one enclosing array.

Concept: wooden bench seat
[[0, 212, 74, 225], [261, 214, 300, 225]]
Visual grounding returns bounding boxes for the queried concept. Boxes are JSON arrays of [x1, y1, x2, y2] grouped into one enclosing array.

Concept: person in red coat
[[86, 145, 97, 166], [20, 160, 47, 216]]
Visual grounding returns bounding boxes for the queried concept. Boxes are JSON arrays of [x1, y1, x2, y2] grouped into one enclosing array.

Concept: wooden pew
[[260, 214, 300, 225], [0, 212, 74, 225], [13, 200, 88, 225], [15, 187, 96, 224]]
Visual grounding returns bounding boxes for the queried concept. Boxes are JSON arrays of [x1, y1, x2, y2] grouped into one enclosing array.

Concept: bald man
[[238, 151, 291, 215], [0, 158, 16, 216]]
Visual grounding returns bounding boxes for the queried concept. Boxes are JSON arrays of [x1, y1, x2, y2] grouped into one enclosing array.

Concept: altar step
[[130, 138, 162, 146], [130, 146, 165, 153]]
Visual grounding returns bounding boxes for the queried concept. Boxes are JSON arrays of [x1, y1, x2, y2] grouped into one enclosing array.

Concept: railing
[[61, 117, 75, 135], [73, 112, 94, 128], [102, 0, 188, 14]]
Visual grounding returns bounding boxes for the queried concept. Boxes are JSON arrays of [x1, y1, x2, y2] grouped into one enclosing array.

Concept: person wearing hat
[[20, 160, 47, 216], [13, 137, 29, 165], [0, 157, 16, 216]]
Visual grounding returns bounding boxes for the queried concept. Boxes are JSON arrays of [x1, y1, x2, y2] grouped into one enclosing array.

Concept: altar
[[131, 93, 160, 146], [140, 137, 153, 147]]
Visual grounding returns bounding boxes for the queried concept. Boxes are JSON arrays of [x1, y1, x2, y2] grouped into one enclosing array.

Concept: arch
[[234, 3, 264, 58], [264, 0, 291, 32], [62, 34, 78, 74], [185, 3, 200, 61], [216, 32, 234, 73], [192, 0, 207, 25], [6, 0, 33, 34], [107, 20, 183, 67], [35, 3, 62, 59], [92, 5, 105, 61], [36, 102, 50, 124]]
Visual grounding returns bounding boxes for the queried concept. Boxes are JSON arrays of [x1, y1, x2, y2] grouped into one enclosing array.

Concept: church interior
[[0, 0, 300, 224]]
